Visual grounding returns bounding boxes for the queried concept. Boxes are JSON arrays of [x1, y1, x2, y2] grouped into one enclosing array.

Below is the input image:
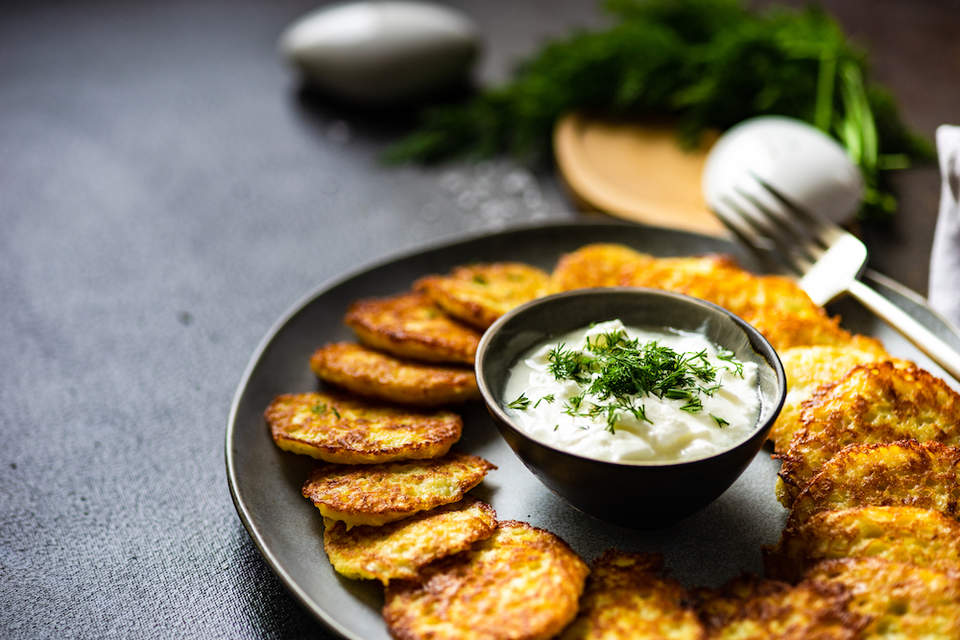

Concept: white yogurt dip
[[502, 319, 760, 463]]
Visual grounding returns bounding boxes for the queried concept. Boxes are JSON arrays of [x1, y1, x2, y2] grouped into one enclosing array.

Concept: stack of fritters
[[776, 363, 960, 504], [264, 261, 594, 639], [259, 244, 960, 638], [552, 243, 960, 635], [551, 243, 868, 351], [384, 521, 588, 640], [696, 557, 960, 638]]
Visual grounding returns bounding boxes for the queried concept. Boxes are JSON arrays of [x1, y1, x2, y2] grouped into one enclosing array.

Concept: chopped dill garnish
[[562, 392, 585, 416], [711, 414, 730, 428], [553, 424, 559, 431], [547, 343, 590, 382], [716, 347, 744, 377], [539, 326, 745, 425], [629, 403, 652, 424], [533, 393, 555, 408], [508, 392, 531, 410], [472, 274, 488, 285], [331, 406, 341, 419], [699, 382, 721, 397], [310, 402, 327, 415]]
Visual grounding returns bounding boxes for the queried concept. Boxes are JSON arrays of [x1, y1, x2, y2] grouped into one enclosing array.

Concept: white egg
[[279, 1, 480, 104], [702, 116, 864, 223]]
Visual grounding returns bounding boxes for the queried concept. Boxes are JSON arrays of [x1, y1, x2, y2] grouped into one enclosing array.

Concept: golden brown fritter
[[383, 521, 588, 640], [309, 342, 480, 406], [770, 341, 893, 453], [301, 452, 495, 528], [323, 498, 497, 584], [786, 440, 960, 531], [682, 271, 823, 321], [777, 363, 960, 504], [804, 557, 960, 639], [618, 253, 859, 351], [345, 292, 481, 365], [415, 262, 553, 329], [765, 506, 960, 582], [554, 244, 857, 350], [617, 253, 737, 285], [696, 573, 868, 640], [551, 244, 652, 291], [559, 550, 705, 640], [266, 391, 461, 464], [743, 309, 857, 352]]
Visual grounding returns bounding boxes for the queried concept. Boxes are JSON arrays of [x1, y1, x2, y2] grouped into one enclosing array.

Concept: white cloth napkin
[[929, 125, 960, 327]]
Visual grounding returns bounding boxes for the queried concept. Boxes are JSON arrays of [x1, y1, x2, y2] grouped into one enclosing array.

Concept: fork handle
[[848, 279, 960, 382]]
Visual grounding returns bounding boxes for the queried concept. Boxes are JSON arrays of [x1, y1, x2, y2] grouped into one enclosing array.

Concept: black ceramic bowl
[[475, 288, 786, 528]]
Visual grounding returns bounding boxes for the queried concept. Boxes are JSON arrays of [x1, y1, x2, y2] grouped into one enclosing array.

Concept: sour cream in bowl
[[475, 288, 786, 528]]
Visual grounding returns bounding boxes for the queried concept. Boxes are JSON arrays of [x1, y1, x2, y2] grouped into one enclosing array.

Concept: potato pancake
[[551, 243, 652, 290], [310, 343, 479, 406], [777, 362, 960, 504], [266, 391, 461, 463], [786, 440, 960, 531], [743, 308, 856, 352], [345, 292, 480, 364], [770, 341, 892, 452], [618, 253, 860, 351], [302, 452, 495, 527], [560, 550, 704, 640], [383, 520, 588, 640], [323, 498, 497, 584], [415, 262, 553, 329], [697, 574, 867, 640], [553, 244, 863, 350], [804, 558, 960, 638], [766, 506, 960, 582]]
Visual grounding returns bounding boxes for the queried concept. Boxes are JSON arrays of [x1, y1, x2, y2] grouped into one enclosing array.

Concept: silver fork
[[712, 174, 960, 381]]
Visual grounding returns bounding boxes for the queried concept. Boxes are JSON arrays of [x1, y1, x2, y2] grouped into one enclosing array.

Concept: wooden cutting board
[[553, 113, 724, 235]]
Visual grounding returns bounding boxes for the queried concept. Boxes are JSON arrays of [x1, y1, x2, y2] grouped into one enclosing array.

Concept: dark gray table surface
[[2, 1, 957, 637]]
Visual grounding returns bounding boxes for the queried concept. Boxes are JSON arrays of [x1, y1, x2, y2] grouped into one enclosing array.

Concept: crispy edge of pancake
[[785, 440, 960, 531], [266, 391, 461, 464], [560, 550, 705, 640], [415, 262, 553, 329], [551, 243, 652, 291], [301, 452, 496, 527], [383, 520, 588, 640], [777, 362, 960, 504], [770, 341, 892, 452], [323, 498, 497, 584], [694, 574, 868, 640], [765, 506, 960, 582], [345, 292, 480, 365], [310, 342, 479, 406], [803, 557, 960, 638]]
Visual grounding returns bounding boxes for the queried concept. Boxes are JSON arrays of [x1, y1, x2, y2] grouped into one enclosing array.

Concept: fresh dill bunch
[[384, 0, 932, 220]]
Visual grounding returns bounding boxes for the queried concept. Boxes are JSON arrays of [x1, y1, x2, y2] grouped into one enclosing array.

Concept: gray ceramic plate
[[226, 221, 960, 640]]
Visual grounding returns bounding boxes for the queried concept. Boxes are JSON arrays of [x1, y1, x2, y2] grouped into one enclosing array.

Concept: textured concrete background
[[1, 0, 956, 637]]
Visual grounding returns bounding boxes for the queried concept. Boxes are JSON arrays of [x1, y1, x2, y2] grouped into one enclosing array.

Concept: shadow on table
[[290, 81, 476, 147]]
